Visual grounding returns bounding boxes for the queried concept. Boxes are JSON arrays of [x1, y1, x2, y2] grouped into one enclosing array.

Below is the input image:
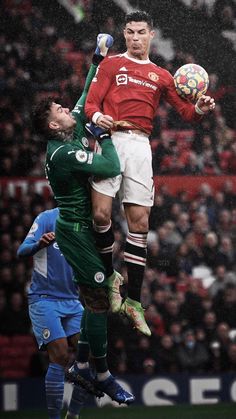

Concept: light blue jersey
[[17, 208, 84, 347], [17, 208, 79, 304]]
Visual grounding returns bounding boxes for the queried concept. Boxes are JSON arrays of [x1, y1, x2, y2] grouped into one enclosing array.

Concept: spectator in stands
[[142, 358, 157, 375], [213, 322, 232, 370], [226, 342, 236, 371], [108, 337, 127, 373], [144, 304, 165, 338], [155, 226, 177, 275], [216, 209, 232, 237], [222, 179, 236, 210], [214, 283, 236, 328], [163, 297, 184, 330], [202, 311, 217, 344], [153, 130, 174, 174], [149, 193, 168, 230], [169, 321, 183, 345], [163, 220, 183, 247], [224, 142, 236, 174], [208, 340, 223, 372], [175, 242, 194, 275], [176, 212, 191, 239], [202, 232, 219, 269], [209, 265, 229, 298], [217, 236, 236, 270], [182, 151, 201, 175], [181, 279, 203, 328], [214, 2, 236, 31], [176, 329, 209, 373], [156, 334, 178, 373]]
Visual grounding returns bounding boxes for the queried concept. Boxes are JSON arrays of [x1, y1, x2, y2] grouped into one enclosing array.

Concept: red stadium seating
[[0, 335, 37, 378]]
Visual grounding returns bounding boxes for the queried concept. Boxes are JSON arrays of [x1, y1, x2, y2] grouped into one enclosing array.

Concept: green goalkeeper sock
[[85, 310, 108, 373], [77, 308, 90, 363]]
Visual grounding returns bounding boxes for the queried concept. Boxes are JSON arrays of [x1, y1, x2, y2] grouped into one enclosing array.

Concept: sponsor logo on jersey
[[82, 137, 89, 148], [53, 242, 60, 250], [128, 76, 157, 90], [27, 222, 38, 236], [116, 74, 157, 90], [43, 328, 51, 339], [119, 66, 128, 71], [148, 72, 159, 82], [94, 272, 105, 283], [116, 74, 128, 85], [75, 150, 88, 163]]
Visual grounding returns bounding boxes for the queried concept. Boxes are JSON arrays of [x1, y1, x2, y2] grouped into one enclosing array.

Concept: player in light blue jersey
[[17, 208, 86, 419]]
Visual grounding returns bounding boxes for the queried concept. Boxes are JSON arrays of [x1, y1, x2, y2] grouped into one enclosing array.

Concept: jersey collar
[[123, 52, 150, 64]]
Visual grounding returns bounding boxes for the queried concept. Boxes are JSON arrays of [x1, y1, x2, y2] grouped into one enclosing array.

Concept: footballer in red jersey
[[85, 11, 215, 337], [85, 52, 205, 135]]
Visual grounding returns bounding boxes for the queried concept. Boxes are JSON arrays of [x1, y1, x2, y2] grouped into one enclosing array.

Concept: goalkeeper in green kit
[[33, 34, 134, 407]]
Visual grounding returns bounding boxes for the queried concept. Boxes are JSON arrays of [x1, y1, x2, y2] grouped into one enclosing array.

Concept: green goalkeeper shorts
[[56, 217, 107, 288]]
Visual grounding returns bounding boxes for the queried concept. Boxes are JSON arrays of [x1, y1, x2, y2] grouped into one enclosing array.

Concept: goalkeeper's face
[[48, 102, 76, 133], [124, 21, 154, 60]]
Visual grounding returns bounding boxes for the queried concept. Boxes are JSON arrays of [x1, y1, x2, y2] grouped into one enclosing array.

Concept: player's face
[[48, 102, 76, 132], [124, 21, 154, 60]]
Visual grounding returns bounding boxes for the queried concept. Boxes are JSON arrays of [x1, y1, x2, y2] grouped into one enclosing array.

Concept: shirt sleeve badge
[[75, 150, 88, 163]]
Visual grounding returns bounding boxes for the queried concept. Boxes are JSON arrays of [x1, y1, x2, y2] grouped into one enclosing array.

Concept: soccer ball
[[173, 63, 209, 103]]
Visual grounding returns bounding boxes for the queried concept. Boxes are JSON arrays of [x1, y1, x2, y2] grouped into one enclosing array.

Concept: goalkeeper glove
[[85, 122, 110, 142], [95, 33, 113, 56]]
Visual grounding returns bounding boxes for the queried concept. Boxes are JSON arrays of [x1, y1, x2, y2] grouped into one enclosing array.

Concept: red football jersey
[[85, 53, 201, 135]]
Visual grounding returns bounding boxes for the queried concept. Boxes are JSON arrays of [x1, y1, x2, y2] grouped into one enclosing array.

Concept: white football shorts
[[91, 130, 154, 207]]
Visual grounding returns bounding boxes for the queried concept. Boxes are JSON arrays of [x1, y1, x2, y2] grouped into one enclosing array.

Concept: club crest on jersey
[[75, 150, 88, 163], [43, 328, 50, 340], [148, 72, 159, 82], [116, 74, 128, 85], [94, 272, 105, 283], [27, 222, 38, 236], [82, 137, 89, 148]]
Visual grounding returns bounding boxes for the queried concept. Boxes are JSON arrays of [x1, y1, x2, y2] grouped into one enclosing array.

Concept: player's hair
[[32, 97, 54, 137], [124, 10, 153, 29]]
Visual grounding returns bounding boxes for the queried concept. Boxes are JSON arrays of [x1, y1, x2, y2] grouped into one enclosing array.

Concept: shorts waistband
[[113, 129, 149, 138], [113, 120, 150, 137]]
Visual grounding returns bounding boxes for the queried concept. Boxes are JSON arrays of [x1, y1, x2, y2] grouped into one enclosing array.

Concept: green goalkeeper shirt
[[45, 63, 120, 223]]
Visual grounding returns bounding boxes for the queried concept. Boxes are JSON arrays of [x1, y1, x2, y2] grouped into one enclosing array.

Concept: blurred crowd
[[0, 0, 236, 377]]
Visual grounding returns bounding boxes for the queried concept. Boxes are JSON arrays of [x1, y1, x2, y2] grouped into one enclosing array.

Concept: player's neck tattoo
[[56, 130, 73, 142]]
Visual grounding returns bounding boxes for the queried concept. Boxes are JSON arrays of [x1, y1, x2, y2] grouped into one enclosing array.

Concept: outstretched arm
[[72, 34, 113, 120]]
